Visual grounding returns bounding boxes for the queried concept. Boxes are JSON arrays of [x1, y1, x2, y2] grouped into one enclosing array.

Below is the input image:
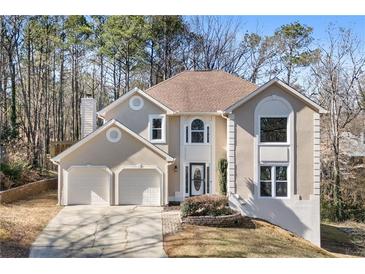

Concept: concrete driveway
[[29, 206, 166, 258]]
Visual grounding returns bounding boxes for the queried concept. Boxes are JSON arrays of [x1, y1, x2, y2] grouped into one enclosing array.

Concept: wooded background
[[0, 16, 364, 221]]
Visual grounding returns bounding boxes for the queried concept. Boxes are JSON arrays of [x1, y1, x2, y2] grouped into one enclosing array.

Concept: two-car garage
[[53, 121, 174, 207], [64, 166, 163, 206]]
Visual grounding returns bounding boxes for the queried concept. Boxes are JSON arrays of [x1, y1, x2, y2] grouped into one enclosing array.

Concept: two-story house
[[51, 70, 326, 245]]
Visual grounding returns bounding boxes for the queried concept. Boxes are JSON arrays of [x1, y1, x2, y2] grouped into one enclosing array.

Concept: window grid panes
[[191, 119, 205, 143], [260, 166, 272, 197], [151, 118, 162, 140], [275, 166, 288, 197], [260, 166, 288, 198], [260, 117, 287, 143]]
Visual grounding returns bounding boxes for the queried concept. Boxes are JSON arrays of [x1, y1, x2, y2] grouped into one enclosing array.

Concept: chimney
[[81, 95, 96, 138]]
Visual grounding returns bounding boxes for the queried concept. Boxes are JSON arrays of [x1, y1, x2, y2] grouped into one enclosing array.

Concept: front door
[[190, 163, 205, 196]]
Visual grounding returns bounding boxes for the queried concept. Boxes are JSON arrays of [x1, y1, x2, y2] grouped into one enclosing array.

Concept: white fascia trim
[[225, 78, 327, 114], [97, 87, 174, 118], [51, 119, 175, 164], [168, 111, 222, 116]]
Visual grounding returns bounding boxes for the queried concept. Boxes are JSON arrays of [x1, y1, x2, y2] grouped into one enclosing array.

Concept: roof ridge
[[145, 70, 189, 93], [146, 69, 257, 94], [216, 69, 258, 88]]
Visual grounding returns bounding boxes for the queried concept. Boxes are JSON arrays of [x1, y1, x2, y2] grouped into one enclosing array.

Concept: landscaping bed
[[0, 189, 61, 257], [179, 195, 254, 228], [182, 212, 255, 228]]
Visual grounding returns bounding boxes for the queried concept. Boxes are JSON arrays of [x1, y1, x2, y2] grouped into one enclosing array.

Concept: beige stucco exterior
[[167, 116, 180, 196], [103, 95, 166, 145], [233, 83, 316, 200]]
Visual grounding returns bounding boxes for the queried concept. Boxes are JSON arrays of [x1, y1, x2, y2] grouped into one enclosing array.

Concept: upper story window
[[260, 117, 287, 143], [191, 119, 205, 143], [149, 114, 166, 143]]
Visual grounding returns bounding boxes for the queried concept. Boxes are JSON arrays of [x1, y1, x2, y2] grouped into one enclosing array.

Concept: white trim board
[[97, 87, 174, 118], [51, 119, 175, 163], [225, 78, 327, 114]]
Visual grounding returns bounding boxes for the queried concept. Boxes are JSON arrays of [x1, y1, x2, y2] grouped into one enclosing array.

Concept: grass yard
[[164, 220, 335, 258], [0, 190, 61, 257], [321, 222, 365, 257]]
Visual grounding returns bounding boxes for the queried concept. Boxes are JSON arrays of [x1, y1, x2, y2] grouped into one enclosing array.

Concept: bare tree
[[240, 33, 279, 84], [311, 26, 365, 221], [188, 16, 248, 74]]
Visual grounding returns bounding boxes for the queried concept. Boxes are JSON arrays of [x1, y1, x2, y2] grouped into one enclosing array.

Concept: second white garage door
[[118, 169, 161, 206]]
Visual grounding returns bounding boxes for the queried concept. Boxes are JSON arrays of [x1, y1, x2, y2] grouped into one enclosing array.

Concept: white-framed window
[[129, 95, 144, 110], [259, 165, 288, 198], [106, 127, 122, 143], [191, 119, 205, 143], [260, 116, 288, 143], [185, 118, 211, 144], [149, 114, 166, 143]]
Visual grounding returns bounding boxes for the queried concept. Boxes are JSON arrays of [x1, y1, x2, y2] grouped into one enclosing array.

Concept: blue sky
[[188, 16, 365, 46]]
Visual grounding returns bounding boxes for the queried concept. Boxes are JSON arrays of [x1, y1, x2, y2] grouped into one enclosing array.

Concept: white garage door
[[66, 166, 111, 205], [118, 169, 161, 206]]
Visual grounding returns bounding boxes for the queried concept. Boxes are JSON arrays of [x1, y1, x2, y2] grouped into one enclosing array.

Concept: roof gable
[[225, 78, 327, 114], [97, 87, 174, 118], [51, 119, 174, 163]]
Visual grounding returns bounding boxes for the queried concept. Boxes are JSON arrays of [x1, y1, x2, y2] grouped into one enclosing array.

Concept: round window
[[129, 95, 144, 110], [106, 127, 122, 143]]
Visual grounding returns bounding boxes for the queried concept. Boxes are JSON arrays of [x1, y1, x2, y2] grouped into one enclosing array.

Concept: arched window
[[191, 119, 204, 143]]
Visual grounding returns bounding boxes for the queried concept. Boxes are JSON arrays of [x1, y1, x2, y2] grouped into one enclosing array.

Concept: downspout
[[218, 110, 236, 196]]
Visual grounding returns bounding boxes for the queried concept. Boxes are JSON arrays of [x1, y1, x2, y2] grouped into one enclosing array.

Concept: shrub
[[181, 195, 233, 217], [0, 162, 25, 182], [218, 158, 227, 195]]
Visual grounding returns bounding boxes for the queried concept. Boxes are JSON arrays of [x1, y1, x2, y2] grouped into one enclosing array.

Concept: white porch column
[[227, 114, 236, 194]]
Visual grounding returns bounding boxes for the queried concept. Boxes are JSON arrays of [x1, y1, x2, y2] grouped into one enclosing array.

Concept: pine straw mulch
[[0, 190, 61, 257]]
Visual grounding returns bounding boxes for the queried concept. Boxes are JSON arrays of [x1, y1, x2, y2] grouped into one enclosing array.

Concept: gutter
[[168, 111, 223, 116], [217, 110, 229, 119]]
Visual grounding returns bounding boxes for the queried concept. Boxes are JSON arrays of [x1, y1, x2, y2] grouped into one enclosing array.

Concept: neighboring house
[[341, 131, 365, 158], [51, 70, 326, 246]]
